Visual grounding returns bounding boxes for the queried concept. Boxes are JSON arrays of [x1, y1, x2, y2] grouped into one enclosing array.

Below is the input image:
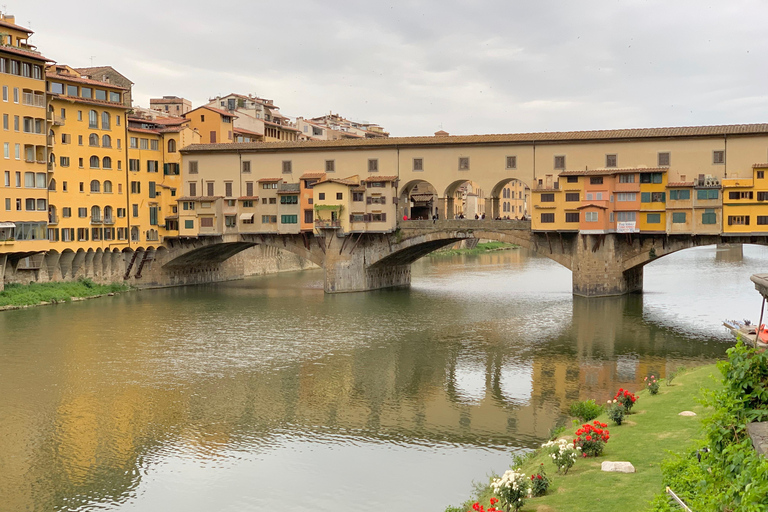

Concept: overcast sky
[[18, 0, 768, 136]]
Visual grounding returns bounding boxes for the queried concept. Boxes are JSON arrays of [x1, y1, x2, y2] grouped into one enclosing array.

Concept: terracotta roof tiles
[[0, 45, 50, 62], [182, 123, 768, 154], [668, 181, 695, 187], [300, 172, 326, 179], [364, 175, 397, 182], [257, 177, 282, 183]]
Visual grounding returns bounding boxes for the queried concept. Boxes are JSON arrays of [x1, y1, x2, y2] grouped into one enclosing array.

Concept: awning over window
[[239, 213, 254, 221], [0, 222, 16, 228]]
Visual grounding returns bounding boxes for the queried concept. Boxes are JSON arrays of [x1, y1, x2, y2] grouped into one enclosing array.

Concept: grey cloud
[[24, 0, 768, 136]]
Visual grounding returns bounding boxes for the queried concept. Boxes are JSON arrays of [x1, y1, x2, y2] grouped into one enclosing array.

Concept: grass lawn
[[0, 279, 130, 307], [452, 364, 722, 512], [432, 241, 518, 256]]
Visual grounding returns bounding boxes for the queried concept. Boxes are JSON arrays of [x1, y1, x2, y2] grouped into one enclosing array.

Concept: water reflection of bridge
[[0, 292, 729, 511]]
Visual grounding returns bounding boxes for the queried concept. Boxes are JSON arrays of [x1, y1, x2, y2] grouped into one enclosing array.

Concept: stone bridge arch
[[370, 220, 574, 269]]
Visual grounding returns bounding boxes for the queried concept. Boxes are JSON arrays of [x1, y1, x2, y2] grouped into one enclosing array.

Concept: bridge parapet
[[397, 219, 531, 234]]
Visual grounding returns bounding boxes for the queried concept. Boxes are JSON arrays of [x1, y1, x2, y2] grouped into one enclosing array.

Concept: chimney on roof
[[434, 130, 449, 137], [5, 15, 15, 24]]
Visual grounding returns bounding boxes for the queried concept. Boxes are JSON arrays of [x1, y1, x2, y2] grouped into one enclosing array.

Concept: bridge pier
[[571, 234, 643, 297], [322, 231, 411, 293]]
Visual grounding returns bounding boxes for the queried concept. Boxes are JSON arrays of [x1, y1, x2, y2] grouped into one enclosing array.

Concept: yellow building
[[500, 179, 529, 218], [0, 14, 50, 257], [721, 164, 768, 235], [637, 169, 667, 232], [183, 105, 235, 144], [312, 175, 397, 234], [46, 64, 129, 251], [125, 115, 198, 245]]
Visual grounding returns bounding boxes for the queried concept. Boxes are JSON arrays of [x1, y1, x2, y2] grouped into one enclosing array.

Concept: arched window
[[91, 205, 101, 222], [48, 178, 56, 191], [102, 156, 112, 169], [130, 226, 139, 241], [102, 134, 111, 147], [89, 133, 99, 146], [104, 206, 113, 222], [89, 155, 99, 168], [48, 205, 57, 223], [101, 112, 110, 130], [90, 180, 100, 193], [89, 110, 98, 129], [103, 180, 112, 193], [168, 138, 177, 153]]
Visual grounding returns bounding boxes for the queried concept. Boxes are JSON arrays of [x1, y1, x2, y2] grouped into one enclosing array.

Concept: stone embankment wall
[[0, 246, 317, 292]]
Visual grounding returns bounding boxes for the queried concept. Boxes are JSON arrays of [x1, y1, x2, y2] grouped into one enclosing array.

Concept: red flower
[[490, 498, 498, 505], [473, 502, 480, 511], [586, 435, 592, 441], [537, 475, 542, 479]]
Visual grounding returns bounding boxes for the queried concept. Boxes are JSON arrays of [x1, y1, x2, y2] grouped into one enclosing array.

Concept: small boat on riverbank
[[723, 319, 768, 347]]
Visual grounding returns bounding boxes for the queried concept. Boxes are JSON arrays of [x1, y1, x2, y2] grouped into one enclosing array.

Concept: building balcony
[[91, 218, 103, 225], [47, 135, 54, 147], [315, 219, 341, 229], [48, 215, 58, 225], [47, 161, 55, 171], [53, 115, 65, 126], [534, 182, 560, 191], [22, 93, 45, 108]]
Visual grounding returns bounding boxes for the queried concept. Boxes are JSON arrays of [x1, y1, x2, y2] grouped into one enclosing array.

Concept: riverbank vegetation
[[431, 242, 518, 257], [445, 364, 722, 512], [0, 279, 130, 308], [649, 340, 768, 511]]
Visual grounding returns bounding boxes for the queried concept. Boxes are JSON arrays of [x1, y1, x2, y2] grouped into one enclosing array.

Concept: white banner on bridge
[[617, 222, 637, 233]]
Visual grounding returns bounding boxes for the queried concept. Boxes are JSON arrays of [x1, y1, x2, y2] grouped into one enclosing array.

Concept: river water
[[0, 244, 763, 511]]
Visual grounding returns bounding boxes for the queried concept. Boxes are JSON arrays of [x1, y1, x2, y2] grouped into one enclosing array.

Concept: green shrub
[[569, 399, 603, 422], [651, 341, 768, 511], [606, 401, 626, 425]]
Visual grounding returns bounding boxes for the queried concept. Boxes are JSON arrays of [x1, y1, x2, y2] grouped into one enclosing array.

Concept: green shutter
[[669, 190, 678, 200], [680, 189, 690, 200], [708, 189, 719, 199], [641, 192, 651, 203], [184, 220, 194, 229]]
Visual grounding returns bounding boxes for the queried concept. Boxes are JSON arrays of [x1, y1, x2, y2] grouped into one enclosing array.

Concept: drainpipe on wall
[[724, 134, 728, 178]]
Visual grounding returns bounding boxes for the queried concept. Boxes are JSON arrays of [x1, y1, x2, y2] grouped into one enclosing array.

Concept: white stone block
[[601, 461, 636, 473]]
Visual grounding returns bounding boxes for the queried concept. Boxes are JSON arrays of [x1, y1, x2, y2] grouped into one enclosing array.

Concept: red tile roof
[[668, 181, 695, 187], [364, 175, 397, 182], [178, 196, 222, 201], [316, 176, 360, 186], [127, 126, 161, 135], [238, 196, 259, 200], [0, 19, 33, 34], [233, 127, 263, 137], [185, 105, 237, 118], [753, 163, 768, 169], [300, 172, 326, 179], [258, 177, 282, 182], [183, 123, 768, 154], [0, 45, 50, 62]]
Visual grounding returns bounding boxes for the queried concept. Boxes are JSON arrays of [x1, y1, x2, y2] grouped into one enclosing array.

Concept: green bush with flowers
[[528, 464, 550, 497], [645, 374, 660, 395], [490, 469, 527, 511], [574, 420, 610, 457], [541, 438, 580, 474], [606, 400, 626, 425], [614, 388, 637, 412]]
